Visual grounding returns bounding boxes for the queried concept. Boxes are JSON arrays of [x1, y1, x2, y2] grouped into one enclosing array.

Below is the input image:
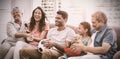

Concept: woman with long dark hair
[[13, 6, 49, 59], [27, 6, 49, 46]]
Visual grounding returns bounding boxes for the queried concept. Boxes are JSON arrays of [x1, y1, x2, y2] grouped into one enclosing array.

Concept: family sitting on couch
[[0, 6, 117, 59]]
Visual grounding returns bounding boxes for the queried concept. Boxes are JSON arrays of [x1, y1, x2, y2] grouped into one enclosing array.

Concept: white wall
[[11, 0, 33, 22], [0, 0, 11, 43]]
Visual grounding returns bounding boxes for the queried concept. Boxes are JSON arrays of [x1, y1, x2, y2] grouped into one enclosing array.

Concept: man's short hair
[[57, 10, 68, 20], [11, 7, 23, 14], [92, 11, 107, 24]]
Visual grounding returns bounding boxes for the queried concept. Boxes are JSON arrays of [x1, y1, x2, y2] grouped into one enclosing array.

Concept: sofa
[[50, 24, 120, 59], [1, 24, 120, 59]]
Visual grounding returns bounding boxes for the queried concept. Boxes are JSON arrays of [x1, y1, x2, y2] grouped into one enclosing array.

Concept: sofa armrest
[[113, 51, 120, 59]]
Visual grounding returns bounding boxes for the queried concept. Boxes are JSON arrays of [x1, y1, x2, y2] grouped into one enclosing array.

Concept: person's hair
[[57, 10, 68, 21], [11, 7, 22, 14], [92, 11, 107, 24], [80, 22, 91, 37], [29, 6, 46, 32]]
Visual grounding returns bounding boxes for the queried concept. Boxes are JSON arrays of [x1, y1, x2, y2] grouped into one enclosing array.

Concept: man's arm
[[84, 28, 116, 54], [53, 42, 66, 52], [7, 22, 31, 38], [15, 33, 31, 38], [84, 43, 111, 54]]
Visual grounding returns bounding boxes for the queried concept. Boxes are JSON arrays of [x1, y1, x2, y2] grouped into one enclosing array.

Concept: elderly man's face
[[91, 17, 102, 31], [12, 9, 22, 22]]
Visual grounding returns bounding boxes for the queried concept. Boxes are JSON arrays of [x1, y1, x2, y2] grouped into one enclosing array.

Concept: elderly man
[[68, 11, 117, 59], [0, 7, 31, 59]]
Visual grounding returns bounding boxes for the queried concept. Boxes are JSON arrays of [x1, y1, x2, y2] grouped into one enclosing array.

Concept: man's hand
[[70, 43, 84, 53], [43, 40, 55, 48]]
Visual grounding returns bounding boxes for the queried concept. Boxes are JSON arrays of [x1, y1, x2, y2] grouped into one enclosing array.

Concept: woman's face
[[34, 9, 42, 22], [78, 24, 86, 35]]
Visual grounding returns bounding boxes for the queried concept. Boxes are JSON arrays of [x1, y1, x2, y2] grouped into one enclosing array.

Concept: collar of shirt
[[92, 24, 107, 33]]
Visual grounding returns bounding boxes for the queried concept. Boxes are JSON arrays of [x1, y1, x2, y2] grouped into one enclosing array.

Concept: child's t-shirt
[[64, 36, 91, 57]]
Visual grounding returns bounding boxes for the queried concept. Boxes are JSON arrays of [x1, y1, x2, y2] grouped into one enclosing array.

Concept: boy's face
[[78, 24, 86, 35]]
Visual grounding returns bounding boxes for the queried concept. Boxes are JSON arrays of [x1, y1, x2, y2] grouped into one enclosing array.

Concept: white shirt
[[47, 27, 75, 45], [87, 31, 98, 54], [6, 21, 25, 45], [89, 31, 98, 47]]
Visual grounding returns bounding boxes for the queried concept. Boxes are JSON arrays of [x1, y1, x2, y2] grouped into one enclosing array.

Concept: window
[[34, 0, 120, 26]]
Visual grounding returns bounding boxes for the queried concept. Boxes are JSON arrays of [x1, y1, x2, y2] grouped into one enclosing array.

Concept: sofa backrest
[[49, 24, 120, 51], [112, 26, 120, 51]]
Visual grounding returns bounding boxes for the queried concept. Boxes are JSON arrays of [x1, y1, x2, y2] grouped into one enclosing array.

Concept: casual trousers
[[4, 47, 15, 59], [14, 41, 37, 59], [41, 49, 62, 59], [20, 48, 42, 59], [0, 41, 12, 59], [20, 48, 62, 59]]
